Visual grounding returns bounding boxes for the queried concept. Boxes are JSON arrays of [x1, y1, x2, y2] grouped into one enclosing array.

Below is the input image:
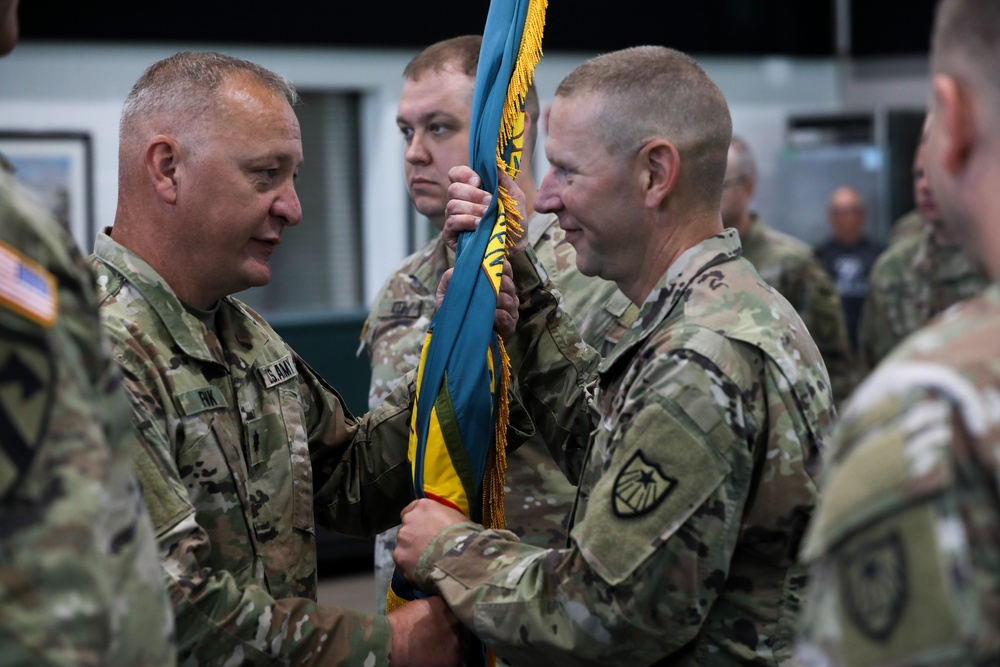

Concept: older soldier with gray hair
[[798, 0, 1000, 664], [0, 1, 175, 664], [394, 45, 833, 666], [91, 50, 521, 667], [721, 135, 856, 403]]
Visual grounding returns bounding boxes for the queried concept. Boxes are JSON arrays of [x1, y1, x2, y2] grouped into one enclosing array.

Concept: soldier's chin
[[413, 200, 447, 223], [239, 264, 273, 291]]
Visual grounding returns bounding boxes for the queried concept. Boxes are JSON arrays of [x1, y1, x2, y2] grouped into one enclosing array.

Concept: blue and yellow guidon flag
[[386, 0, 546, 663]]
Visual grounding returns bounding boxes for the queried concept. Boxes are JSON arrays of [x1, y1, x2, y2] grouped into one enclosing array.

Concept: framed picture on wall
[[0, 131, 94, 252]]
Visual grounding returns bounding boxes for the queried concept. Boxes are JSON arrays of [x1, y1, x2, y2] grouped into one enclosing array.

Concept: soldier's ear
[[931, 73, 974, 177], [641, 139, 680, 208], [145, 135, 181, 205]]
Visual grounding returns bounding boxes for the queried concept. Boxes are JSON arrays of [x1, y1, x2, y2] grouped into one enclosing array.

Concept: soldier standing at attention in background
[[0, 0, 175, 663], [799, 0, 1000, 663], [721, 135, 856, 403], [857, 119, 987, 375]]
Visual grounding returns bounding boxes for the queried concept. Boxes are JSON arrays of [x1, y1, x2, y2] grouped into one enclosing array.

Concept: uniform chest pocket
[[174, 406, 257, 552], [244, 377, 315, 536]]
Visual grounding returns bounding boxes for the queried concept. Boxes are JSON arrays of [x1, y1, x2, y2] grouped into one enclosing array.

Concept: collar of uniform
[[408, 234, 453, 294], [93, 229, 227, 366], [598, 228, 742, 373], [526, 211, 559, 248]]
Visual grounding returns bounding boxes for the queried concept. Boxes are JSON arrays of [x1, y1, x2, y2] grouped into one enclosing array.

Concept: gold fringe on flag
[[496, 0, 547, 250]]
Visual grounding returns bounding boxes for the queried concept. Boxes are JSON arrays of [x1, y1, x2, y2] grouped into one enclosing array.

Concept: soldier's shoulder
[[748, 222, 818, 265], [642, 313, 759, 390], [889, 209, 929, 244], [758, 223, 816, 260], [751, 225, 830, 288], [846, 290, 1000, 451], [870, 231, 924, 281]]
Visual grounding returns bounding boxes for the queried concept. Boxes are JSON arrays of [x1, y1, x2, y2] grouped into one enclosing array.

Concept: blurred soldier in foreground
[[799, 0, 1000, 664], [0, 0, 175, 663]]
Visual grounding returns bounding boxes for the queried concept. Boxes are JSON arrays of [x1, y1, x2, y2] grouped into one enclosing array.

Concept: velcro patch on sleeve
[[376, 299, 423, 319], [0, 332, 53, 496], [832, 502, 968, 664], [0, 241, 57, 328], [575, 401, 730, 585]]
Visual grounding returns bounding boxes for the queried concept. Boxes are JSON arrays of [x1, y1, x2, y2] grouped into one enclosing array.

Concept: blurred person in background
[[721, 135, 856, 403], [856, 118, 987, 374], [814, 185, 885, 352]]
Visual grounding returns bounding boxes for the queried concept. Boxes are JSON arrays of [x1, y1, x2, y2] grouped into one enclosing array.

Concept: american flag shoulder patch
[[0, 241, 57, 328]]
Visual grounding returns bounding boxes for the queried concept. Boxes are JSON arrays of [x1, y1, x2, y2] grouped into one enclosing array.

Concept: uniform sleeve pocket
[[573, 401, 731, 586], [801, 395, 983, 666]]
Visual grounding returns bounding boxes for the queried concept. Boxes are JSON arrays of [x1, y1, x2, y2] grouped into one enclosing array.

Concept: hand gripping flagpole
[[387, 1, 547, 665]]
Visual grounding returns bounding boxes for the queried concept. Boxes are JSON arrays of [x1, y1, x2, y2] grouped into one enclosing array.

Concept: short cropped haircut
[[557, 46, 732, 205], [404, 35, 482, 81], [117, 51, 298, 189], [404, 35, 541, 159], [932, 0, 1000, 97], [120, 51, 298, 145]]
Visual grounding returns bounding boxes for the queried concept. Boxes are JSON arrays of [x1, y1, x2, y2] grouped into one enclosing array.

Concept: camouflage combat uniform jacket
[[361, 213, 636, 612], [93, 230, 415, 666], [857, 216, 987, 374], [0, 173, 174, 665], [889, 209, 926, 245], [741, 215, 857, 404], [799, 281, 1000, 666], [410, 229, 834, 666]]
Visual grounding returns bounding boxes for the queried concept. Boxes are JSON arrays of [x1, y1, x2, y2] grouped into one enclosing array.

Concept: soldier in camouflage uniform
[[91, 51, 516, 667], [0, 4, 176, 664], [857, 133, 987, 374], [360, 36, 637, 613], [394, 46, 835, 666], [798, 1, 1000, 663], [888, 208, 926, 244], [721, 135, 856, 404]]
